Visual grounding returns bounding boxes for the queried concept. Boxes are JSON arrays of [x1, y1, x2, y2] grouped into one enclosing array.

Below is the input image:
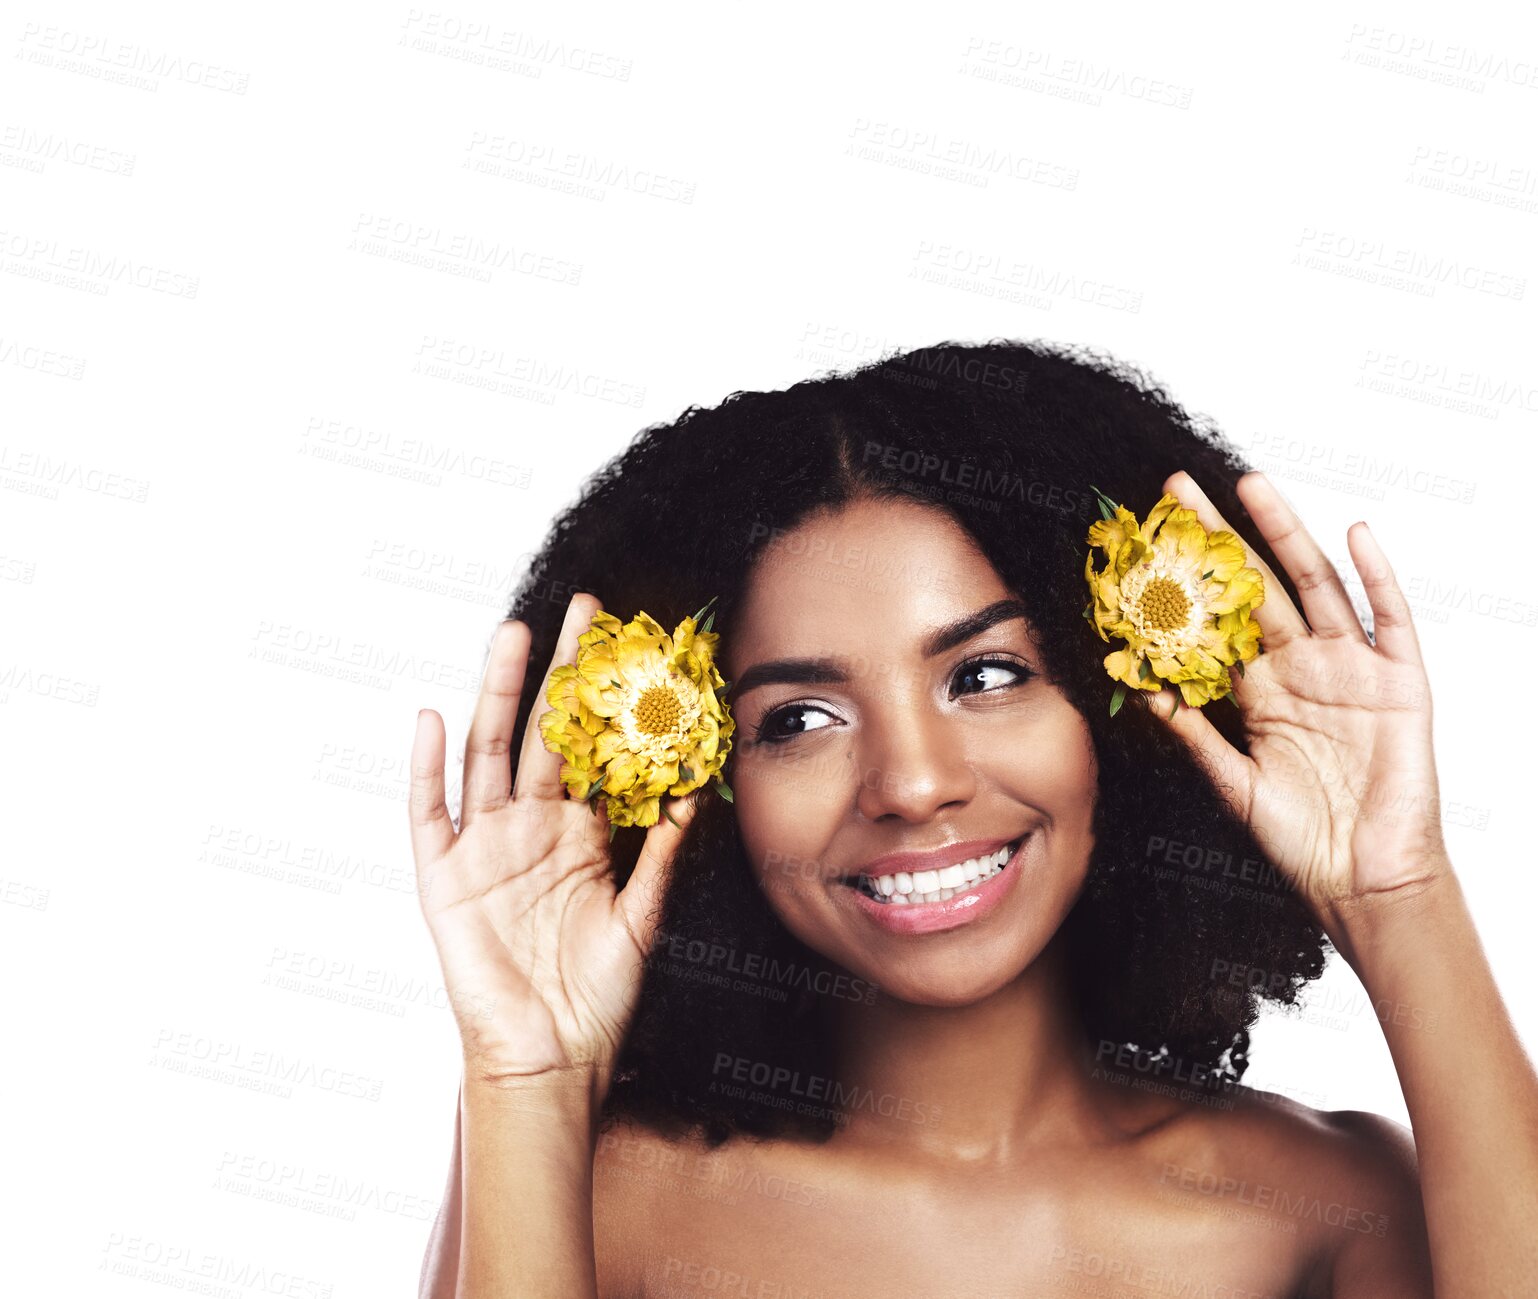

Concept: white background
[[4, 3, 1536, 1294]]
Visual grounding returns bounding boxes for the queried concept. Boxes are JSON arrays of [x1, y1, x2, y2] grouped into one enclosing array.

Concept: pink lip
[[843, 831, 1032, 936]]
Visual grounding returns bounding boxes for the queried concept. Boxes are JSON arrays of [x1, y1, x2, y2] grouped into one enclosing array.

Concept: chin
[[852, 925, 1062, 1007], [869, 964, 1022, 1008], [798, 911, 1069, 1013]]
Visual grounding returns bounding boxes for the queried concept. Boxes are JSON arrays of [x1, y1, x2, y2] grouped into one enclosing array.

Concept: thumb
[[616, 790, 704, 954], [1137, 683, 1253, 807]]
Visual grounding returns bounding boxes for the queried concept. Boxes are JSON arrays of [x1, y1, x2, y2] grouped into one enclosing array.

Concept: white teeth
[[853, 837, 1026, 905]]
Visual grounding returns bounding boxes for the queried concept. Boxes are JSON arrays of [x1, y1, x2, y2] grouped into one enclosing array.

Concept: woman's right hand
[[408, 592, 699, 1095]]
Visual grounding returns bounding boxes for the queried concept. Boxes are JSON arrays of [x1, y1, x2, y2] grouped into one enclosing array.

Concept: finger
[[615, 792, 701, 953], [1234, 472, 1370, 646], [1162, 469, 1309, 650], [409, 708, 456, 878], [1136, 685, 1257, 810], [1346, 520, 1424, 667], [512, 591, 605, 803], [460, 619, 531, 828]]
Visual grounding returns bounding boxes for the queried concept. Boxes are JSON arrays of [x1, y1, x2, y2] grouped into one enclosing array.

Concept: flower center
[[633, 683, 683, 736], [1137, 575, 1191, 632]]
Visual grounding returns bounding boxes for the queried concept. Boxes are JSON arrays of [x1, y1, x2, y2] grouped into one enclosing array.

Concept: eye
[[950, 655, 1034, 698], [752, 701, 840, 746]]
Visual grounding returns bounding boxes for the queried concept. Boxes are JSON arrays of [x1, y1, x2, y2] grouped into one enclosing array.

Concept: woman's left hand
[[1137, 469, 1453, 947]]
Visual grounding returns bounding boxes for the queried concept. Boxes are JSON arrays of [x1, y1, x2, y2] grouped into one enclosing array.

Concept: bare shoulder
[[1238, 1087, 1424, 1213], [591, 1111, 754, 1299], [592, 1112, 838, 1297], [593, 1108, 823, 1215], [1142, 1084, 1432, 1296], [1270, 1098, 1431, 1297], [592, 1112, 681, 1299]]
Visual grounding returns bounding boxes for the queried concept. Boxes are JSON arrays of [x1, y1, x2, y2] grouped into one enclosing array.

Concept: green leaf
[[1088, 483, 1121, 520], [1235, 659, 1246, 678], [713, 778, 734, 803], [691, 594, 720, 625], [679, 763, 694, 783], [1109, 682, 1127, 716], [1138, 659, 1152, 681], [661, 802, 682, 829], [608, 822, 620, 844], [1201, 569, 1214, 580], [701, 611, 716, 634], [1168, 690, 1181, 720]]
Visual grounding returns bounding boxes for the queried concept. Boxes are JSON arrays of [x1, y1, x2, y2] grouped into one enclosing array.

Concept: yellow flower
[[538, 605, 735, 830], [1083, 488, 1265, 713]]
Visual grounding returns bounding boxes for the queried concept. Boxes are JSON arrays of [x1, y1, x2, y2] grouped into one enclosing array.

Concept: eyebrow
[[729, 598, 1032, 698]]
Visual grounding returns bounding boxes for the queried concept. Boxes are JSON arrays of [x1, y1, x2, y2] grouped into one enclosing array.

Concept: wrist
[[461, 1061, 603, 1124], [1323, 858, 1461, 971]]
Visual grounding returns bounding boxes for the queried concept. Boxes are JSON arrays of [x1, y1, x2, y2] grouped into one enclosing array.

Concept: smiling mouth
[[842, 832, 1031, 906]]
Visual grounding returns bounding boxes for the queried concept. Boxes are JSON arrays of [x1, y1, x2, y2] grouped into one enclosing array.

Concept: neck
[[817, 932, 1109, 1163]]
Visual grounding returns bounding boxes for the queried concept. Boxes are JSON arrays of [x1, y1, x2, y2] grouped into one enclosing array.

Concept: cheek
[[734, 748, 848, 847], [1047, 746, 1096, 808], [995, 708, 1094, 784], [981, 717, 1099, 855], [734, 752, 850, 910]]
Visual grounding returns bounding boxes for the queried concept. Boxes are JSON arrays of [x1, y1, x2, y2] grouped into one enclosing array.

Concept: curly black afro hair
[[500, 339, 1329, 1148]]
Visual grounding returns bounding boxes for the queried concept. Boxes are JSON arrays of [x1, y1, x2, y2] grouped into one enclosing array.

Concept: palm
[[408, 598, 698, 1089], [1230, 632, 1444, 907], [1143, 472, 1451, 934], [421, 801, 638, 1081]]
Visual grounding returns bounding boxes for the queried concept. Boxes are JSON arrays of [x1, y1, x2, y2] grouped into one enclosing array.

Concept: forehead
[[731, 497, 1017, 662]]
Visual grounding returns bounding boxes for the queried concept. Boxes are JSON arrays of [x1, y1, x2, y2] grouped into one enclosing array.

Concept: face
[[725, 496, 1098, 1007]]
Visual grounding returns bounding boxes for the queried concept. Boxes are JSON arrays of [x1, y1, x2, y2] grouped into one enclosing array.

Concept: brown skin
[[591, 1094, 1426, 1299], [416, 473, 1538, 1296], [728, 496, 1099, 1018], [584, 495, 1430, 1299]]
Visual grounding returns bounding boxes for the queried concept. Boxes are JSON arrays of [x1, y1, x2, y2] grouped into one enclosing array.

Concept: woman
[[408, 341, 1537, 1296]]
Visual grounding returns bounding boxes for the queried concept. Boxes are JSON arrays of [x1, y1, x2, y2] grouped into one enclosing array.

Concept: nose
[[853, 700, 976, 824]]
